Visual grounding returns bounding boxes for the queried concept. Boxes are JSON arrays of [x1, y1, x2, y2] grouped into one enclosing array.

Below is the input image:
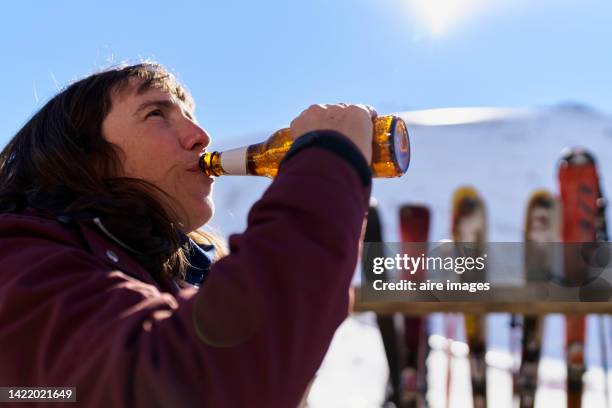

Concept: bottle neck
[[219, 146, 249, 175], [199, 152, 223, 177]]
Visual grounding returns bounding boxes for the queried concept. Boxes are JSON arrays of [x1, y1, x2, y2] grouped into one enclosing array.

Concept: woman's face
[[102, 79, 214, 232]]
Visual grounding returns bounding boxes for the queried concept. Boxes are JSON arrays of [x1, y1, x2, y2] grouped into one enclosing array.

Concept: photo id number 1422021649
[[0, 387, 76, 402]]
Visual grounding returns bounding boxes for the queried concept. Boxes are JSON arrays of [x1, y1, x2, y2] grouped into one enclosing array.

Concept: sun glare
[[407, 0, 487, 36]]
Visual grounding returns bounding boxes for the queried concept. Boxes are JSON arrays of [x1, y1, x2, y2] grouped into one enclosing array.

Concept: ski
[[362, 199, 402, 407], [558, 147, 602, 408], [399, 204, 431, 408], [444, 310, 459, 408], [514, 190, 560, 408], [595, 195, 610, 408], [451, 186, 488, 408]]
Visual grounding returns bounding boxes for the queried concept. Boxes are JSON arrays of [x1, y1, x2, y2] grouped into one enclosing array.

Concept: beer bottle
[[199, 115, 410, 178]]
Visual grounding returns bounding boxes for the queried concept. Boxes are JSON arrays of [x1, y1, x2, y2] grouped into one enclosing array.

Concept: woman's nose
[[181, 120, 211, 152]]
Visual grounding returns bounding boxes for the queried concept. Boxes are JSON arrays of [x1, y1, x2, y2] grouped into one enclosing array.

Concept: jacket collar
[[179, 233, 215, 287]]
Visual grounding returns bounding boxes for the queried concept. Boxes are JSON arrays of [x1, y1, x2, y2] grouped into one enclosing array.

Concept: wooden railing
[[352, 286, 612, 315]]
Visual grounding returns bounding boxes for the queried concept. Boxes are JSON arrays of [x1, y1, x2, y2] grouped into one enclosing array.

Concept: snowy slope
[[206, 106, 612, 408]]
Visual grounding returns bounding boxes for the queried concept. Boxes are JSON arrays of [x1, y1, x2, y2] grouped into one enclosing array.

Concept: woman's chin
[[202, 196, 215, 223], [185, 197, 214, 232]]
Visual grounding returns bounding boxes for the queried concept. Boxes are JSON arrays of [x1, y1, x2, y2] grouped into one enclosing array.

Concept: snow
[[206, 106, 612, 407]]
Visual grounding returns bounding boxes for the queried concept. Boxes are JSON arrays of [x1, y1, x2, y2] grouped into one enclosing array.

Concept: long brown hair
[[0, 62, 223, 285]]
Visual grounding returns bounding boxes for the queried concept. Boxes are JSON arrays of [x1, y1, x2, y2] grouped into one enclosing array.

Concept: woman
[[0, 62, 373, 407]]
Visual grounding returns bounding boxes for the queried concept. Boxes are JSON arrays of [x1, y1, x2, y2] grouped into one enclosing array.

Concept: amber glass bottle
[[199, 115, 410, 178]]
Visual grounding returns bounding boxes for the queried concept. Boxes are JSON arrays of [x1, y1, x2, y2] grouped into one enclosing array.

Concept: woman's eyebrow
[[132, 99, 174, 117], [133, 99, 194, 120]]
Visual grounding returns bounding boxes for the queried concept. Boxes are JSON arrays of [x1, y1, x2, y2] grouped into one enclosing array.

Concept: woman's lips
[[186, 165, 214, 186]]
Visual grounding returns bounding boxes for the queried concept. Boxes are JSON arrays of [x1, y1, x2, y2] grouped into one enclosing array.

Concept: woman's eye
[[145, 109, 164, 119]]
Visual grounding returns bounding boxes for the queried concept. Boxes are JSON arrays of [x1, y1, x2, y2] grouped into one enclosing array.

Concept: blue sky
[[1, 0, 611, 149]]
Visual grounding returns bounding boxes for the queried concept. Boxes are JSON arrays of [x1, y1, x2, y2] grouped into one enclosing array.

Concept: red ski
[[558, 147, 602, 408], [399, 204, 430, 408]]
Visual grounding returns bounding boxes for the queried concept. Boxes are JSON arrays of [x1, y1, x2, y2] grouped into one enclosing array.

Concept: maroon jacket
[[0, 133, 371, 407]]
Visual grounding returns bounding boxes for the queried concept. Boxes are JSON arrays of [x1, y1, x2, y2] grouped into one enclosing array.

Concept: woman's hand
[[289, 103, 377, 165]]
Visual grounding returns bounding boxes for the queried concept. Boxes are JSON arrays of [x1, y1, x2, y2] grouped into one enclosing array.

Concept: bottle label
[[220, 147, 248, 175]]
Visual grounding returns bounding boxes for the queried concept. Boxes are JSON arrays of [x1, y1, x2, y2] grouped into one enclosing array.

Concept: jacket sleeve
[[0, 133, 371, 407]]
